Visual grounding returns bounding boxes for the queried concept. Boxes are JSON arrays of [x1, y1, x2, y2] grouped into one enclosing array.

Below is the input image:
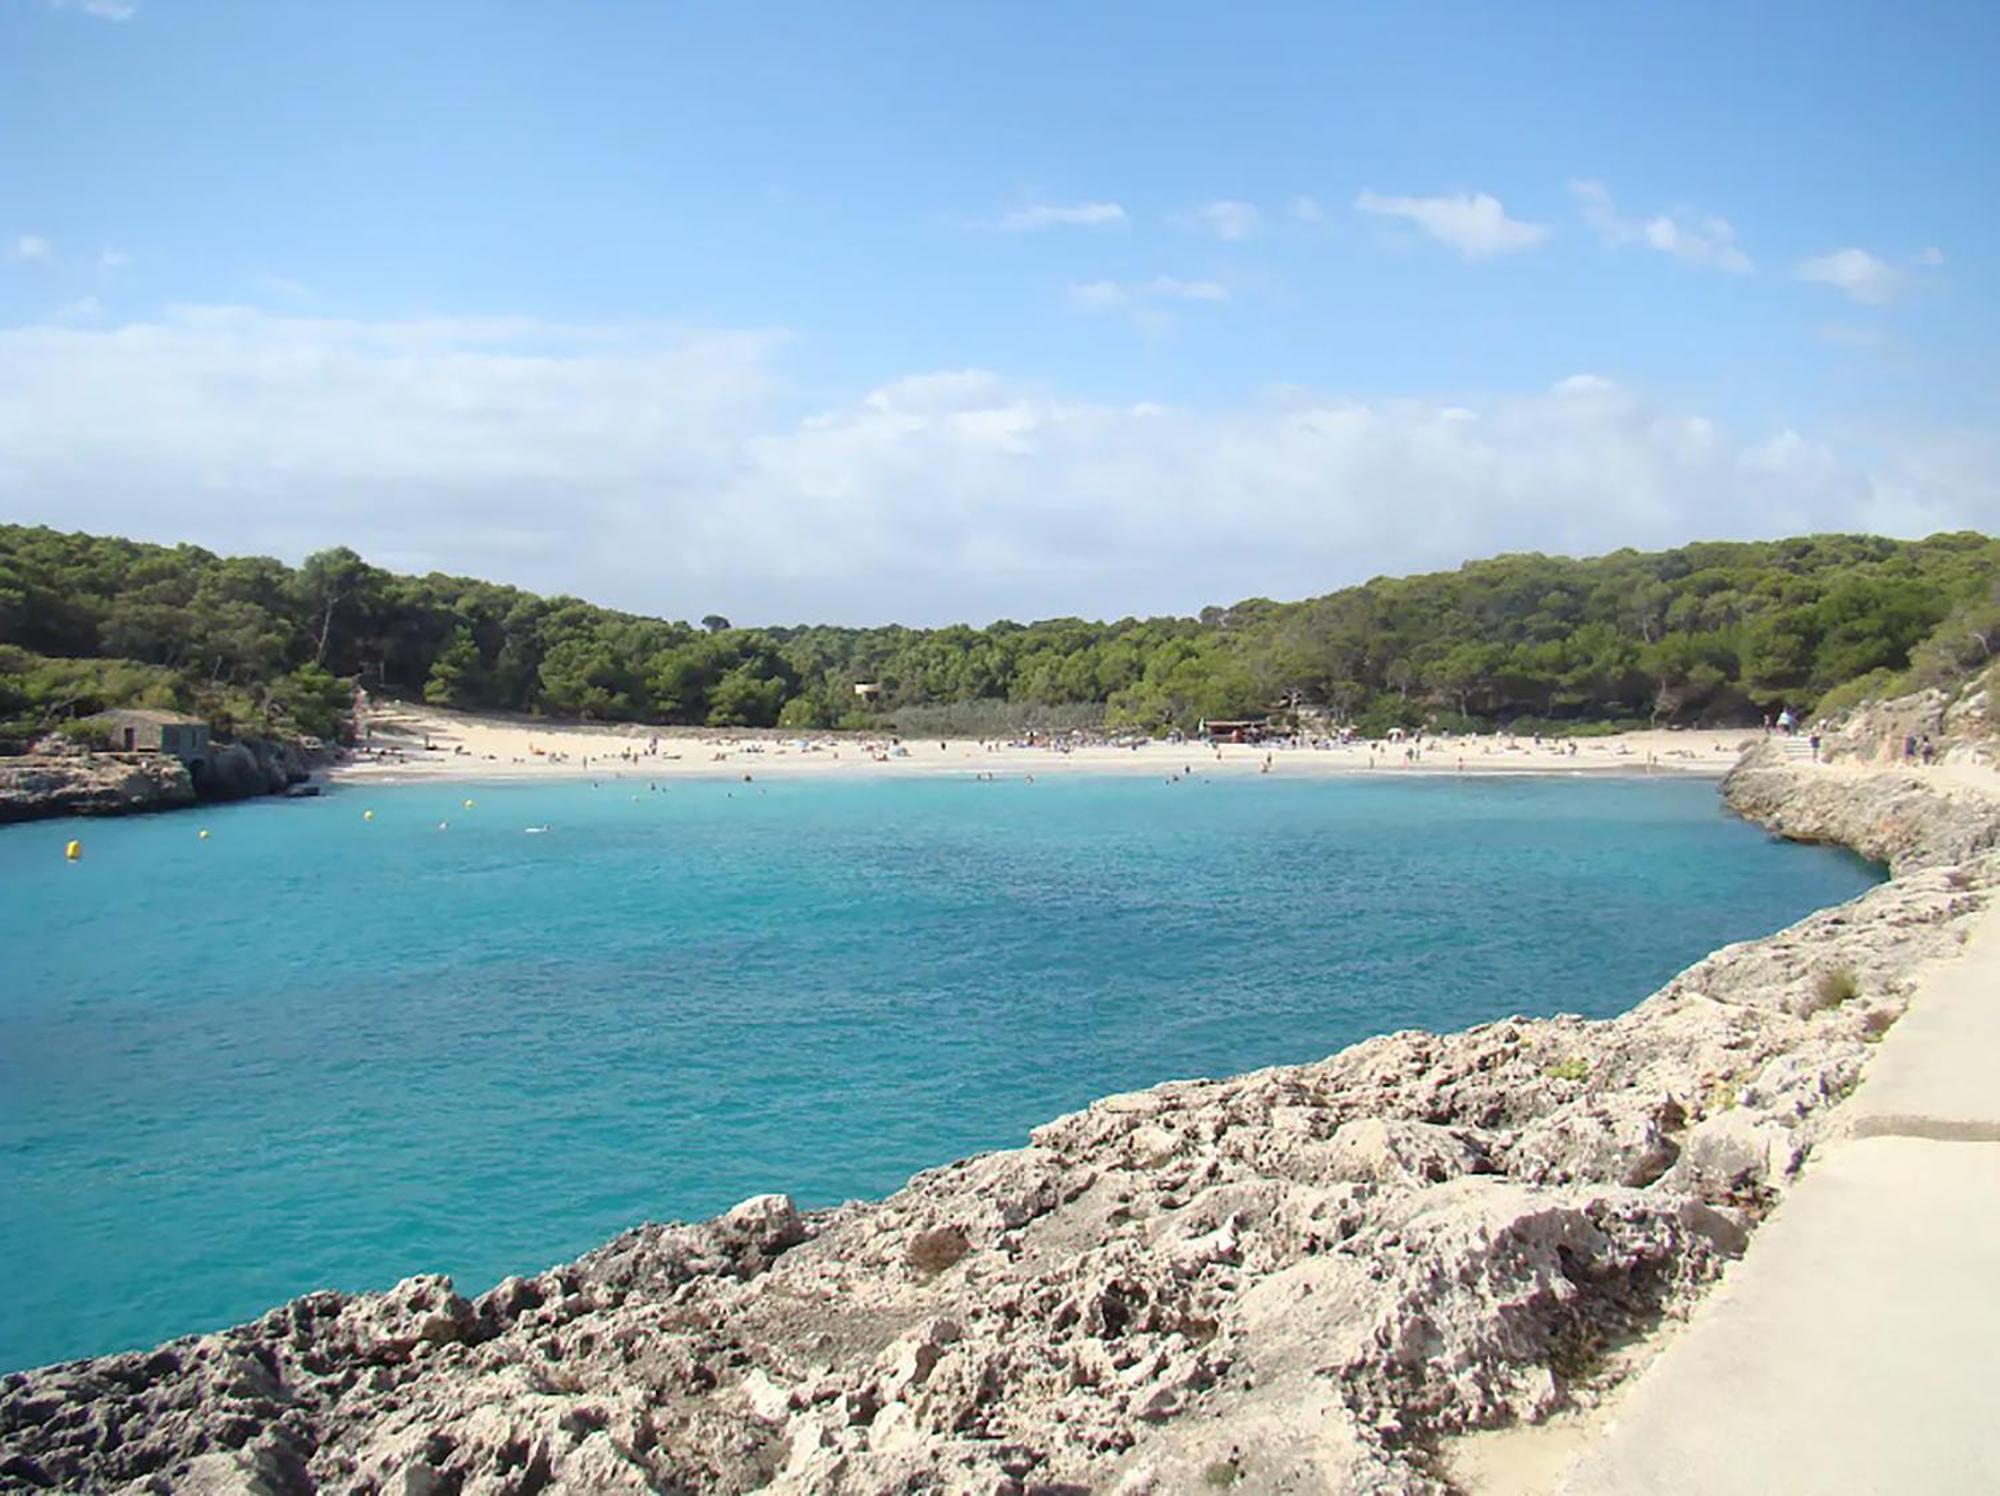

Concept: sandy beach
[[331, 701, 1754, 786]]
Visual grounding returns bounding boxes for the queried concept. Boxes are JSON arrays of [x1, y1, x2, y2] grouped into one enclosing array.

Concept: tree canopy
[[2, 523, 1994, 746]]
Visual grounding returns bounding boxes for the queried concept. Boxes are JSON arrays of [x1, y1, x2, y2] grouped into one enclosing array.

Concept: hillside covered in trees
[[2, 524, 1996, 748]]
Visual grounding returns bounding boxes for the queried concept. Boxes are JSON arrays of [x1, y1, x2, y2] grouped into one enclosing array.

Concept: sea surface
[[0, 771, 1880, 1372]]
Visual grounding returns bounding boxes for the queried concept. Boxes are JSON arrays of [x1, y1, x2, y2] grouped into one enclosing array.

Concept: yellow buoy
[[64, 839, 82, 861], [463, 799, 476, 809], [198, 829, 210, 840], [363, 809, 375, 822]]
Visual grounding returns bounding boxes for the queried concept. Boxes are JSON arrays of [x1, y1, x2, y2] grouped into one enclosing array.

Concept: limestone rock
[[1723, 742, 2000, 872], [1321, 1117, 1489, 1186], [0, 752, 194, 823], [5, 760, 1994, 1493]]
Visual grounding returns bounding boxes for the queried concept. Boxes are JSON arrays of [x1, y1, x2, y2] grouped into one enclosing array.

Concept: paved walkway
[[1558, 901, 2000, 1495]]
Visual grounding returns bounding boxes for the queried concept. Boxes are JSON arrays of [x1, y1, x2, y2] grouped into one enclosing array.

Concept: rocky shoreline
[[0, 753, 196, 824], [0, 738, 321, 826], [1719, 752, 2000, 873], [4, 744, 1999, 1494]]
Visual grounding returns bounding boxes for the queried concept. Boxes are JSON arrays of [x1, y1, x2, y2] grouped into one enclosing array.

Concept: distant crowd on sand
[[333, 688, 1756, 781]]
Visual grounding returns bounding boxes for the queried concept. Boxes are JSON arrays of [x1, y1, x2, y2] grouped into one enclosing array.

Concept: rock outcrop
[[1817, 681, 1997, 771], [192, 738, 313, 803], [0, 751, 194, 824], [2, 761, 1993, 1494], [1723, 741, 2000, 872], [0, 735, 317, 824]]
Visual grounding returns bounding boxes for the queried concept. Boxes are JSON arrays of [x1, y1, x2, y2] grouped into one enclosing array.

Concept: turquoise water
[[0, 772, 1878, 1372]]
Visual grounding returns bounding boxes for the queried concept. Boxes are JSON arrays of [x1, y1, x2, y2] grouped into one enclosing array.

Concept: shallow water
[[0, 772, 1879, 1371]]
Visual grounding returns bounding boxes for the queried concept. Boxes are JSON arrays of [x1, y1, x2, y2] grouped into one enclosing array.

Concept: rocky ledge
[[0, 737, 317, 825], [0, 752, 195, 824], [2, 758, 1993, 1494], [1722, 740, 2000, 873]]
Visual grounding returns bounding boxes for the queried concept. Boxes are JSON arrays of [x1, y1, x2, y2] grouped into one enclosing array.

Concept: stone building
[[88, 708, 211, 767]]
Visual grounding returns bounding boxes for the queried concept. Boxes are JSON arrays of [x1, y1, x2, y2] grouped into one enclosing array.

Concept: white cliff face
[[2, 761, 1992, 1495]]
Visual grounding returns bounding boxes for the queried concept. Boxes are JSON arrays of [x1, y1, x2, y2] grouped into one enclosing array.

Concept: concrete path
[[1844, 917, 2000, 1144], [1558, 908, 2000, 1495]]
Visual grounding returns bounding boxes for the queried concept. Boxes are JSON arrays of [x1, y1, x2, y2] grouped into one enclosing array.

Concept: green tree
[[423, 626, 482, 707], [536, 637, 622, 718], [292, 547, 378, 669], [266, 663, 348, 740], [708, 665, 786, 726]]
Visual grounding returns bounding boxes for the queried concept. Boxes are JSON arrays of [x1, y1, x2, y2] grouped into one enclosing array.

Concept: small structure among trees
[[1201, 718, 1279, 744], [86, 708, 211, 766]]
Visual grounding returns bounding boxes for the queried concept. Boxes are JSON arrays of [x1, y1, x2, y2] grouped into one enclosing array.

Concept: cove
[[0, 773, 1880, 1372]]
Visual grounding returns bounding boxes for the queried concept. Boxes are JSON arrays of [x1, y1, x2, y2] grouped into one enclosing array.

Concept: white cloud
[[53, 296, 105, 322], [0, 309, 1990, 624], [1192, 200, 1261, 241], [1066, 280, 1129, 311], [726, 370, 1991, 619], [1570, 180, 1752, 273], [1796, 247, 1901, 304], [50, 0, 136, 18], [1551, 373, 1617, 397], [1643, 214, 1752, 273], [1288, 195, 1326, 224], [1149, 276, 1228, 302], [14, 236, 53, 263], [995, 201, 1126, 231], [1067, 276, 1229, 323], [1353, 190, 1548, 260]]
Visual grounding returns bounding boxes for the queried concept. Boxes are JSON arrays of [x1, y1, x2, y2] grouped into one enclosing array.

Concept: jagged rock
[[1503, 1106, 1678, 1188], [0, 733, 319, 823], [1668, 1109, 1800, 1204], [1819, 686, 1993, 770], [191, 739, 305, 801], [0, 752, 194, 822], [1320, 1117, 1489, 1186], [4, 761, 1994, 1493], [1723, 741, 2000, 872]]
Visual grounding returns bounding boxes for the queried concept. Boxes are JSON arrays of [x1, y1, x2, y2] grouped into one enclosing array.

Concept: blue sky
[[1, 0, 1995, 624]]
